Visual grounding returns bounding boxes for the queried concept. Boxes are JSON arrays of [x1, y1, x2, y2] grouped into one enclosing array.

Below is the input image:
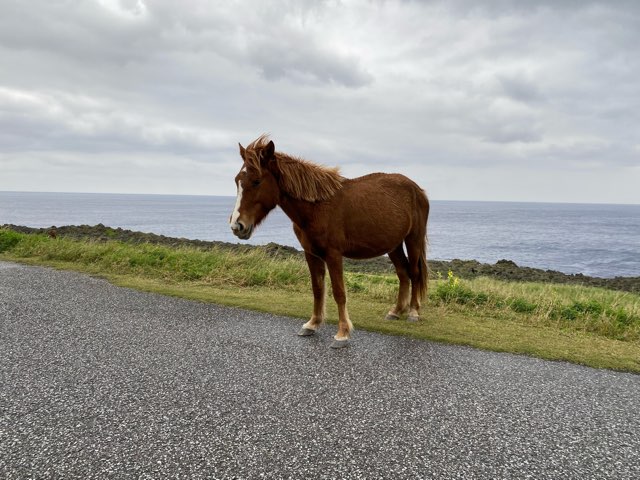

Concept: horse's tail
[[418, 238, 428, 301], [417, 189, 430, 301]]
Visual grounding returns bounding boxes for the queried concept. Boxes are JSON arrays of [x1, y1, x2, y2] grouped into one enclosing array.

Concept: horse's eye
[[252, 179, 262, 187]]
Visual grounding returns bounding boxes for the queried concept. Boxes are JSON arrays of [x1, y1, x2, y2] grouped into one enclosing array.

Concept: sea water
[[1, 191, 638, 278]]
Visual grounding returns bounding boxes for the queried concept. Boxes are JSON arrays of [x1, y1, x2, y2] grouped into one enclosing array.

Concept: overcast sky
[[1, 0, 639, 204]]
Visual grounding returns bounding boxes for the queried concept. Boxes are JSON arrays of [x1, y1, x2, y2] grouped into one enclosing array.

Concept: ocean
[[1, 191, 638, 278]]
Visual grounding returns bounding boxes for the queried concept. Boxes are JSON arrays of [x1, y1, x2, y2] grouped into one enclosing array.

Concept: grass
[[1, 228, 639, 373]]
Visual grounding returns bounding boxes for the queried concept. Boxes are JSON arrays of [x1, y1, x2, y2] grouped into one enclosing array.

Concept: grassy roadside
[[1, 228, 639, 373]]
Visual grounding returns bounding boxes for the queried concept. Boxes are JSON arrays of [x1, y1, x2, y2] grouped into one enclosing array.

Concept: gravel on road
[[1, 261, 639, 479]]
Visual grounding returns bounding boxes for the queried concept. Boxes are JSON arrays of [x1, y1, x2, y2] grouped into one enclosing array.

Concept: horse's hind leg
[[298, 252, 326, 336], [386, 244, 410, 320]]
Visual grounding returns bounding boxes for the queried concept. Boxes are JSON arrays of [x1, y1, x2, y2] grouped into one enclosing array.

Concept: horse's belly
[[343, 248, 390, 260], [339, 216, 409, 259], [342, 235, 404, 259]]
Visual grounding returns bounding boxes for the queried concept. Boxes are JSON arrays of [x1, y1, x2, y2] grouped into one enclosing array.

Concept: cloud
[[497, 74, 544, 105], [0, 86, 232, 155], [96, 0, 148, 19], [248, 37, 373, 87], [0, 0, 372, 88], [1, 0, 639, 203]]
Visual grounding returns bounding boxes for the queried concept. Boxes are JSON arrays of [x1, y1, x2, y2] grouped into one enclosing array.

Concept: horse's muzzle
[[230, 221, 253, 240]]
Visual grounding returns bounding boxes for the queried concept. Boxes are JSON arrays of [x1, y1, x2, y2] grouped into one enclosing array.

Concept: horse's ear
[[238, 143, 246, 160], [262, 141, 279, 176], [260, 140, 275, 166]]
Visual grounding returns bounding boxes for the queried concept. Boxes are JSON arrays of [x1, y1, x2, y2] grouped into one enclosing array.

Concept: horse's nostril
[[237, 221, 245, 232]]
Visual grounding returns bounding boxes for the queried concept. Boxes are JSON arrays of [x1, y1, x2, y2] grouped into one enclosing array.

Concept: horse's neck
[[278, 194, 317, 229]]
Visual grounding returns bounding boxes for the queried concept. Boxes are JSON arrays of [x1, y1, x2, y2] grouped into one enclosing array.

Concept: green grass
[[1, 228, 639, 373]]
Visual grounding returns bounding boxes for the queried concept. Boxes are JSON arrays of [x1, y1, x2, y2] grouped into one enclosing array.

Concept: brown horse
[[229, 135, 429, 348]]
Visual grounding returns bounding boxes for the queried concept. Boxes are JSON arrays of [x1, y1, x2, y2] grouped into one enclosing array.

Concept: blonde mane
[[246, 135, 344, 202]]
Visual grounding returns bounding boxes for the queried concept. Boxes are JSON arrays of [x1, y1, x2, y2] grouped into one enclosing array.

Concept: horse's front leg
[[298, 251, 326, 337], [325, 252, 353, 348]]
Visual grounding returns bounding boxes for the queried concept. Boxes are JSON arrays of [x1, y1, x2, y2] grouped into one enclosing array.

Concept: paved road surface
[[1, 261, 639, 479]]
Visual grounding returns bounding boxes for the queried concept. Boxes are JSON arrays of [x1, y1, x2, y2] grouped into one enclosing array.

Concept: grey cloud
[[481, 124, 542, 145], [0, 87, 231, 155], [0, 1, 154, 63], [249, 39, 373, 88], [0, 1, 373, 92], [498, 75, 544, 105], [1, 0, 640, 202]]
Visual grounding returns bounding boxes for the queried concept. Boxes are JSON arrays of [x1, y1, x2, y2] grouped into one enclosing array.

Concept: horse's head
[[229, 137, 280, 240]]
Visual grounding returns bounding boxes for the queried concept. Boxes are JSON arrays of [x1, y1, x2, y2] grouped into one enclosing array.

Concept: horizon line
[[1, 190, 638, 207]]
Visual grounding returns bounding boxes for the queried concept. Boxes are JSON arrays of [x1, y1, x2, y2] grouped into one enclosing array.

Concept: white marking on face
[[230, 168, 246, 226]]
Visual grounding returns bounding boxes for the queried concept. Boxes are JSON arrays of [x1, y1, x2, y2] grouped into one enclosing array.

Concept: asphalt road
[[1, 260, 639, 479]]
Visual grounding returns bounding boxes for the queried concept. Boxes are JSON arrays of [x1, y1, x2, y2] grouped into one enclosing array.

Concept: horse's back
[[350, 171, 424, 191], [343, 172, 428, 215], [321, 172, 428, 258]]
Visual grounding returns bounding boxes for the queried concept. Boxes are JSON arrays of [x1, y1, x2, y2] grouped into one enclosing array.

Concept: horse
[[229, 135, 429, 348]]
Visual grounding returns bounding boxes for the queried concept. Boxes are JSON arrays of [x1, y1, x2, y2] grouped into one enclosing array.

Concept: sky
[[1, 0, 639, 204]]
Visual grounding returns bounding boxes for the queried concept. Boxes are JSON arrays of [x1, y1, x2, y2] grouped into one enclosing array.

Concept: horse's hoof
[[298, 327, 317, 336], [407, 315, 420, 323], [385, 313, 401, 321], [330, 339, 350, 349]]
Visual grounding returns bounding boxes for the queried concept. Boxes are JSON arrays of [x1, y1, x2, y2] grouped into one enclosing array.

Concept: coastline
[[3, 223, 639, 293]]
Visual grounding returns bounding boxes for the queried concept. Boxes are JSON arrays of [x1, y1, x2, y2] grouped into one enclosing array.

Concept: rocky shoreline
[[3, 223, 639, 293]]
